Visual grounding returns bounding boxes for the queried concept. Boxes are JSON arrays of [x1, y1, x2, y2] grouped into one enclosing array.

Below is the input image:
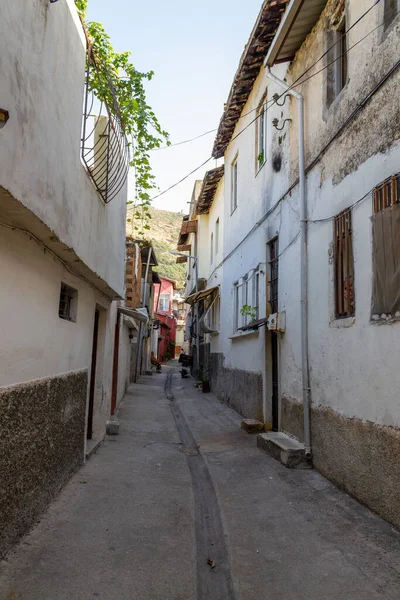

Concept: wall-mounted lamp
[[273, 93, 289, 107], [0, 109, 9, 129]]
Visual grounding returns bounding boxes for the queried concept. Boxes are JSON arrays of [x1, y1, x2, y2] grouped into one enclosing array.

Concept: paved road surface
[[1, 366, 400, 599]]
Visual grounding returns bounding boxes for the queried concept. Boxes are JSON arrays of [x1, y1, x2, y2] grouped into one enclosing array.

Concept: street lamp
[[169, 250, 199, 373]]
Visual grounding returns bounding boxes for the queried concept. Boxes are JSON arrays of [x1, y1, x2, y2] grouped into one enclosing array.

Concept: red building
[[153, 277, 177, 361]]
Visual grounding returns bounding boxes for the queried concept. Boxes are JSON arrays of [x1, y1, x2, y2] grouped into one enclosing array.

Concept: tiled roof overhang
[[212, 0, 288, 159], [196, 166, 224, 215]]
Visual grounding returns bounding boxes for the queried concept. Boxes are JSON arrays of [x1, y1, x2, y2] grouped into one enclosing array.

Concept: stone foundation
[[0, 370, 87, 558], [210, 353, 263, 420], [281, 396, 400, 530]]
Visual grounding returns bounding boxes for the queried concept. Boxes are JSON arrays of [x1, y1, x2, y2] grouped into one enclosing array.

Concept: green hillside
[[147, 208, 186, 289]]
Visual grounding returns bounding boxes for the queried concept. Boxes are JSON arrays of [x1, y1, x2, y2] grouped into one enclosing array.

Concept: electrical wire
[[0, 219, 112, 301], [152, 1, 382, 152], [131, 1, 387, 211]]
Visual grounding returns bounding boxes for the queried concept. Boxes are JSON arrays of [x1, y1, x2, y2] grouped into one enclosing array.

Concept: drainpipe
[[265, 67, 311, 458]]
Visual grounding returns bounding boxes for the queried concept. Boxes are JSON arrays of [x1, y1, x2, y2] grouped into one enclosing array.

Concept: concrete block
[[106, 419, 120, 436], [257, 432, 312, 469], [241, 419, 264, 433]]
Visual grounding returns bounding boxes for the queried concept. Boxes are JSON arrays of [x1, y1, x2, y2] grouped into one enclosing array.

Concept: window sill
[[230, 329, 260, 341], [329, 316, 355, 329], [371, 313, 400, 326]]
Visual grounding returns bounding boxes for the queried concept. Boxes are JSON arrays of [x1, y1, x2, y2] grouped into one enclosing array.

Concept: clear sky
[[87, 0, 262, 214]]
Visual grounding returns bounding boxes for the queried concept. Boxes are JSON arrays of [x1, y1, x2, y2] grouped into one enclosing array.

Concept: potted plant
[[240, 305, 259, 330], [201, 378, 210, 393]]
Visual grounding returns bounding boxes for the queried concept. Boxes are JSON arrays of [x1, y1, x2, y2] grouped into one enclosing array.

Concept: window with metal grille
[[371, 173, 400, 318], [269, 238, 279, 314], [334, 210, 355, 318], [59, 283, 78, 322]]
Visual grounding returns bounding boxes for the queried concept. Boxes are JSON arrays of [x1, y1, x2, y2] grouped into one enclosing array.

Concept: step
[[257, 432, 312, 469], [241, 419, 264, 433]]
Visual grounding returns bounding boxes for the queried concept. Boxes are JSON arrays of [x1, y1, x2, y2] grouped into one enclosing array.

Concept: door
[[269, 238, 279, 431], [87, 309, 99, 440]]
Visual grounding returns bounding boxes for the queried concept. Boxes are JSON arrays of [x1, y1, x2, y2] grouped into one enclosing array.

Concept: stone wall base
[[210, 353, 263, 420], [0, 370, 88, 558], [281, 395, 400, 530]]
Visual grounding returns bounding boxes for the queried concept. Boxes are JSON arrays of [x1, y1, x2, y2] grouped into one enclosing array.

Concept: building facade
[[0, 0, 133, 557], [184, 0, 400, 529]]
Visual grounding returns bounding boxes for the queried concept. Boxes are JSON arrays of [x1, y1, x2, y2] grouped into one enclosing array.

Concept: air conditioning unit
[[267, 311, 286, 333]]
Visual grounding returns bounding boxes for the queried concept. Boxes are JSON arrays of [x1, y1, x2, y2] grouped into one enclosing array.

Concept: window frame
[[210, 232, 214, 264], [256, 94, 268, 172], [233, 281, 240, 332], [159, 293, 171, 313], [231, 154, 238, 214], [59, 282, 78, 322], [215, 218, 220, 257], [334, 209, 355, 319]]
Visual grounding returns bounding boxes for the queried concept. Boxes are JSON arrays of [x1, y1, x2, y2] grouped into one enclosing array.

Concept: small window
[[372, 174, 400, 318], [327, 17, 348, 106], [59, 282, 78, 322], [231, 155, 238, 213], [210, 232, 214, 264], [384, 0, 400, 28], [159, 294, 171, 312], [215, 218, 220, 256], [256, 97, 267, 170], [334, 209, 355, 318]]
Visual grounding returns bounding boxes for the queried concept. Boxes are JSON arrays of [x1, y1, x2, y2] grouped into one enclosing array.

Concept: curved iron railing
[[81, 44, 130, 204]]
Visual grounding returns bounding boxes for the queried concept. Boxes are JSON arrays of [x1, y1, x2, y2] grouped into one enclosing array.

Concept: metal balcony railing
[[81, 43, 130, 204]]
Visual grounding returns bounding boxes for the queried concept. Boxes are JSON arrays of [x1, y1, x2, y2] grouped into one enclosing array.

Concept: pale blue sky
[[87, 0, 262, 213]]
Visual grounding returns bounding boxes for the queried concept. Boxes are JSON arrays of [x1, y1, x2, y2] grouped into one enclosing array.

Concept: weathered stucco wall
[[0, 369, 87, 559], [0, 0, 126, 296], [281, 396, 400, 530]]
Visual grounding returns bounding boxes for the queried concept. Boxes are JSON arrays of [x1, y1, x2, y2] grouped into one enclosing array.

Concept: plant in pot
[[240, 305, 259, 330]]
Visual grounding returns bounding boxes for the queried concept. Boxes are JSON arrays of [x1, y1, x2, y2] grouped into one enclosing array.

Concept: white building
[[0, 0, 137, 557], [190, 0, 400, 529]]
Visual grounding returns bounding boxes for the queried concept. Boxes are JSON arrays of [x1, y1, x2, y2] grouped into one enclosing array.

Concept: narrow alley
[[1, 367, 400, 600]]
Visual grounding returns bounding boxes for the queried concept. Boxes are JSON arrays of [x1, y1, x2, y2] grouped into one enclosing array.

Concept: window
[[159, 294, 171, 312], [59, 282, 78, 322], [327, 18, 348, 106], [334, 209, 355, 318], [215, 218, 220, 256], [372, 174, 400, 318], [231, 155, 238, 213], [210, 295, 220, 332], [269, 239, 279, 314], [256, 97, 267, 170], [253, 270, 260, 321], [233, 282, 240, 332], [241, 275, 249, 325], [210, 232, 214, 264], [384, 0, 400, 28]]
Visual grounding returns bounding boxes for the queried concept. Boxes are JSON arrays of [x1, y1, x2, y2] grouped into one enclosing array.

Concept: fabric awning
[[185, 286, 219, 306], [118, 307, 148, 323]]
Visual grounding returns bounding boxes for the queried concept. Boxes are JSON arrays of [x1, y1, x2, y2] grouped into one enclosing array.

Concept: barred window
[[334, 209, 355, 318]]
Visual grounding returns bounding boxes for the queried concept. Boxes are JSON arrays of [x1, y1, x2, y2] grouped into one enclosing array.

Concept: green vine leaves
[[75, 0, 169, 233]]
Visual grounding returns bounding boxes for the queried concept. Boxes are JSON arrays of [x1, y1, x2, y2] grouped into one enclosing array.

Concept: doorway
[[268, 238, 279, 431], [87, 309, 99, 440]]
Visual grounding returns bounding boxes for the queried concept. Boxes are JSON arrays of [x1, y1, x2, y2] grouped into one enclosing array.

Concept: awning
[[118, 306, 148, 323], [185, 286, 219, 306], [264, 0, 327, 67]]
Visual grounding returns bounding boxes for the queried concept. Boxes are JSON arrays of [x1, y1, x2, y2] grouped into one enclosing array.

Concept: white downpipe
[[265, 67, 312, 457]]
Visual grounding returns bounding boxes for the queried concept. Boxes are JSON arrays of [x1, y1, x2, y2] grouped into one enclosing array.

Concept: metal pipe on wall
[[265, 67, 312, 457]]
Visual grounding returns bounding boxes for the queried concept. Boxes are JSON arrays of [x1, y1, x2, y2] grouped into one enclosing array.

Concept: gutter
[[265, 67, 312, 458]]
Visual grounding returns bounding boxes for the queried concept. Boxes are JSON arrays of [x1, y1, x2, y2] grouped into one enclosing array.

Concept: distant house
[[152, 277, 177, 361]]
